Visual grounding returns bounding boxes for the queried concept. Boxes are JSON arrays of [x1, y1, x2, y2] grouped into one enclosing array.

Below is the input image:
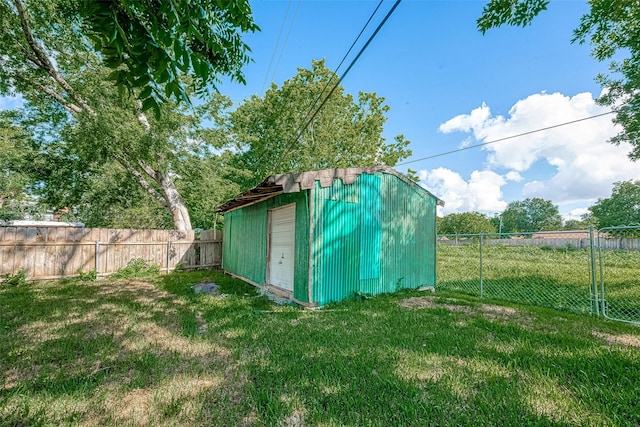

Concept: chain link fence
[[437, 227, 640, 324], [596, 226, 640, 324]]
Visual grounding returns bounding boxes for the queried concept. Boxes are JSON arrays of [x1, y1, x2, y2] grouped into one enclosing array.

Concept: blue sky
[[215, 0, 638, 220]]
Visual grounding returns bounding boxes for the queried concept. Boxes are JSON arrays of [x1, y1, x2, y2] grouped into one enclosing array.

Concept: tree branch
[[13, 0, 95, 115], [14, 73, 82, 115], [18, 44, 46, 69], [135, 100, 151, 132], [137, 159, 159, 181], [112, 153, 168, 208]]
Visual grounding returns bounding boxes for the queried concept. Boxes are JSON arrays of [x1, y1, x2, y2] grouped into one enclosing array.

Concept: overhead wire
[[270, 0, 402, 173], [250, 0, 388, 174], [396, 110, 616, 166], [261, 0, 294, 94], [293, 0, 385, 128], [269, 0, 301, 87]]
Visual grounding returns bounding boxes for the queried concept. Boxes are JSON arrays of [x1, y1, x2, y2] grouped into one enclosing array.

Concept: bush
[[1, 269, 27, 287], [112, 258, 160, 279], [77, 269, 98, 282]]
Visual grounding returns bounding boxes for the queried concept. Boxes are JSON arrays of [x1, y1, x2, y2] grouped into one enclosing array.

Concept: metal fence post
[[95, 240, 100, 274], [479, 234, 484, 299], [589, 225, 599, 316]]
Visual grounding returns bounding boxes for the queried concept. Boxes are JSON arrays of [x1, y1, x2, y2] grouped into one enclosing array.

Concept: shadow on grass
[[437, 276, 595, 315], [2, 272, 639, 425], [226, 292, 639, 426], [0, 271, 261, 425]]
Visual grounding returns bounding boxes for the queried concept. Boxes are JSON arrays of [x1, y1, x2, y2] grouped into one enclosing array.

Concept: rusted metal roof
[[216, 165, 444, 213]]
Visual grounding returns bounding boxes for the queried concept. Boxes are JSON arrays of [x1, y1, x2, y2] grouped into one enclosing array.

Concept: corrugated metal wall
[[312, 172, 437, 305], [378, 173, 437, 293], [222, 206, 268, 285], [222, 192, 311, 303]]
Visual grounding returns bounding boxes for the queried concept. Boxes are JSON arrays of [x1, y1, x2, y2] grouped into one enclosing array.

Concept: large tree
[[0, 111, 33, 219], [438, 212, 497, 235], [0, 113, 25, 207], [0, 0, 257, 230], [501, 197, 563, 232], [229, 59, 412, 186], [0, 0, 257, 113], [478, 0, 640, 159], [589, 180, 640, 228]]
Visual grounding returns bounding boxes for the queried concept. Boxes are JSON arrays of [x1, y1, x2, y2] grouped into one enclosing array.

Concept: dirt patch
[[2, 369, 19, 390], [479, 304, 517, 316], [117, 388, 152, 426], [399, 296, 472, 312], [399, 296, 527, 324], [592, 330, 640, 348]]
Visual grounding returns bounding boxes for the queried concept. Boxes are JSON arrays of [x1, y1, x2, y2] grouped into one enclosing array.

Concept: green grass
[[1, 270, 640, 426], [437, 243, 640, 320]]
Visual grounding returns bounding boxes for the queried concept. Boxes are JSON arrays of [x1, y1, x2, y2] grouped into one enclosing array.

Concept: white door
[[268, 204, 296, 291]]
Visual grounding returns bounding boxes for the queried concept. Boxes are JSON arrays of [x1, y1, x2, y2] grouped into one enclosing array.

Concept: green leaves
[[229, 59, 411, 185], [0, 113, 32, 212], [77, 0, 259, 111], [477, 0, 549, 34], [501, 198, 562, 233], [1, 1, 253, 229], [589, 180, 640, 228], [439, 212, 497, 235]]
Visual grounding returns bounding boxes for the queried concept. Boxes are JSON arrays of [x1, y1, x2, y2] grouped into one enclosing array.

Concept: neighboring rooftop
[[0, 220, 85, 228], [532, 231, 591, 239], [216, 165, 444, 213]]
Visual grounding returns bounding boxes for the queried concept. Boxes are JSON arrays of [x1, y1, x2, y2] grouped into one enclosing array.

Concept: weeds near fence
[[0, 268, 26, 287], [110, 258, 160, 279], [77, 268, 98, 282]]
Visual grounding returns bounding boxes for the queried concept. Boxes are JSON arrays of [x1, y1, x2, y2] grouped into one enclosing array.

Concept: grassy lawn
[[2, 270, 639, 426], [437, 244, 640, 320]]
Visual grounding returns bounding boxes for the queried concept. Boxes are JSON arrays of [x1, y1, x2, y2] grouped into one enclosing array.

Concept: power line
[[397, 110, 616, 166], [269, 0, 301, 88], [291, 0, 385, 136], [261, 0, 294, 94], [271, 0, 402, 173], [251, 0, 388, 174]]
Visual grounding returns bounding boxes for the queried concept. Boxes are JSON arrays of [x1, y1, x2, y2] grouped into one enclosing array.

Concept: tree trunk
[[157, 171, 192, 231], [14, 3, 193, 231]]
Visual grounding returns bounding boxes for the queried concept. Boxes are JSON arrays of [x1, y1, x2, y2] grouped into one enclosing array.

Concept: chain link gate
[[437, 227, 640, 324], [596, 226, 640, 324], [437, 230, 596, 316]]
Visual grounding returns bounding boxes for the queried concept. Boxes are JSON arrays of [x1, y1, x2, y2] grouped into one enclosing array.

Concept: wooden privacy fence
[[0, 226, 222, 280], [441, 237, 640, 250]]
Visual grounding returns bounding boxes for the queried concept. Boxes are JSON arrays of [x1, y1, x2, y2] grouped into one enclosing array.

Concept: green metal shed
[[216, 166, 444, 307]]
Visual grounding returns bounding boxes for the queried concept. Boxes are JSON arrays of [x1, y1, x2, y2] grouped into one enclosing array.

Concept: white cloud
[[564, 207, 590, 222], [505, 171, 523, 182], [439, 102, 499, 137], [437, 91, 637, 205], [419, 167, 509, 215]]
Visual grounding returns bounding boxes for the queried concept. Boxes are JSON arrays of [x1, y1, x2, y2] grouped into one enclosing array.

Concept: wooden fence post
[[167, 240, 171, 274], [95, 240, 99, 273]]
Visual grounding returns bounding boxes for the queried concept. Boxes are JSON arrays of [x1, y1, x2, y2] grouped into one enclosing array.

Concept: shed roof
[[216, 165, 444, 213]]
